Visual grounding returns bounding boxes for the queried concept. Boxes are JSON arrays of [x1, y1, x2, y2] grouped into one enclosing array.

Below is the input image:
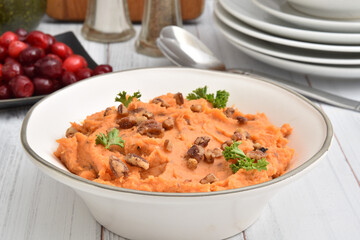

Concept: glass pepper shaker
[[81, 0, 135, 43], [135, 0, 182, 57]]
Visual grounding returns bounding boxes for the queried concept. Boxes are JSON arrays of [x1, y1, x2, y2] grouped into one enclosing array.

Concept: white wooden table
[[1, 1, 360, 239]]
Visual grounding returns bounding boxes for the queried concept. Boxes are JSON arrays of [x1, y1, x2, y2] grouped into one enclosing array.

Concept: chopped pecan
[[186, 145, 205, 162], [162, 117, 174, 130], [104, 107, 115, 116], [186, 158, 198, 170], [174, 92, 184, 105], [117, 104, 129, 118], [212, 148, 223, 158], [66, 126, 78, 138], [204, 149, 215, 163], [190, 104, 202, 112], [224, 108, 235, 118], [164, 139, 173, 152], [221, 140, 233, 150], [236, 116, 248, 124], [247, 150, 267, 160], [235, 128, 250, 139], [152, 98, 170, 108], [124, 153, 149, 170], [231, 131, 250, 141], [117, 116, 136, 129], [253, 142, 262, 149], [137, 119, 164, 138], [142, 111, 154, 119], [194, 136, 210, 147], [109, 155, 129, 178], [135, 116, 147, 125], [200, 173, 218, 184]]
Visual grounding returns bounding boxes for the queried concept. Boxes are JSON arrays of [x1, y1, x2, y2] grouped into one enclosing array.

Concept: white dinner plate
[[213, 15, 360, 65], [219, 0, 360, 44], [252, 0, 360, 33], [213, 19, 360, 78], [214, 2, 360, 53]]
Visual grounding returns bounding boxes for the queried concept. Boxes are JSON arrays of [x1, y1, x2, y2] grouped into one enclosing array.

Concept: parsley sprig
[[223, 141, 269, 173], [115, 91, 141, 107], [95, 129, 125, 149], [186, 86, 229, 109]]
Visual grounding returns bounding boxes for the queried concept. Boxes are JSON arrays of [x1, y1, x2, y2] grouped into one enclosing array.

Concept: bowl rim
[[20, 67, 333, 197]]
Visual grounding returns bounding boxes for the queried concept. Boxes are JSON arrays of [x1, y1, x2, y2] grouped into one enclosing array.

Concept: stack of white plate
[[214, 0, 360, 78]]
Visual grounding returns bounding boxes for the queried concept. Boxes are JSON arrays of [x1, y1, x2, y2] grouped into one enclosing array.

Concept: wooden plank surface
[[1, 0, 360, 239]]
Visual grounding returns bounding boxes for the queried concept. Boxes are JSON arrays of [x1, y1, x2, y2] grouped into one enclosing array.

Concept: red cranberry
[[9, 75, 34, 98], [76, 68, 93, 80], [19, 47, 45, 66], [4, 57, 18, 64], [52, 79, 62, 91], [93, 64, 113, 75], [15, 28, 28, 38], [34, 56, 62, 79], [46, 34, 56, 47], [0, 31, 19, 48], [2, 60, 23, 82], [62, 55, 87, 73], [25, 31, 49, 49], [0, 64, 3, 84], [0, 45, 7, 62], [0, 85, 11, 99], [8, 41, 28, 58], [51, 42, 72, 59], [23, 65, 36, 78], [33, 77, 54, 95], [46, 53, 63, 64], [66, 46, 73, 56], [61, 71, 78, 86]]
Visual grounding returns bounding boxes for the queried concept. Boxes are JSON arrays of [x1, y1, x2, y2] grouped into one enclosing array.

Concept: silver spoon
[[157, 26, 360, 113]]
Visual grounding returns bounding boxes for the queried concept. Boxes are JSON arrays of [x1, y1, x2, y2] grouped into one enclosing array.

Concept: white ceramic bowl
[[287, 0, 360, 19], [21, 68, 333, 240]]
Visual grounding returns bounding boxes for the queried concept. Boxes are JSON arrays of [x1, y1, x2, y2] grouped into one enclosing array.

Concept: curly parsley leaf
[[115, 91, 141, 107], [223, 141, 269, 173], [95, 129, 125, 149], [186, 86, 229, 109]]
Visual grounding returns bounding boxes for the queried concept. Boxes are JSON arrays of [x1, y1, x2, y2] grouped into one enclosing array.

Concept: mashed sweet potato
[[54, 92, 294, 192]]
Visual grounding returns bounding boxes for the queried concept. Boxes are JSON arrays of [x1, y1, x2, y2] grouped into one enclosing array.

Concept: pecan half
[[117, 104, 129, 118], [124, 153, 149, 170], [174, 92, 184, 105], [66, 126, 78, 138], [200, 173, 218, 184], [117, 116, 137, 129], [194, 136, 210, 147], [152, 98, 170, 108], [164, 139, 173, 152], [186, 158, 198, 170], [224, 108, 235, 118], [109, 155, 129, 178], [186, 145, 205, 162], [162, 117, 174, 130], [137, 119, 164, 138], [190, 104, 202, 112], [246, 150, 267, 160]]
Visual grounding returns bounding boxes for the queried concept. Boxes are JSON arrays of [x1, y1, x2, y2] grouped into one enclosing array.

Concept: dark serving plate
[[0, 31, 98, 109]]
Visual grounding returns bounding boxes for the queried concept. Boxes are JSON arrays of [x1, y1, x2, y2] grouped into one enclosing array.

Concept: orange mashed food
[[55, 93, 294, 192]]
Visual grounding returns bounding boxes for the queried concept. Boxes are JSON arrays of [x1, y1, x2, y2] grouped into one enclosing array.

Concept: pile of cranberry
[[0, 29, 113, 100]]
